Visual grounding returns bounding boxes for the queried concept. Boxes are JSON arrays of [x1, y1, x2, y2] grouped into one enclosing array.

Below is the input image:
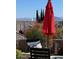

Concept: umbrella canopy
[[42, 0, 55, 36]]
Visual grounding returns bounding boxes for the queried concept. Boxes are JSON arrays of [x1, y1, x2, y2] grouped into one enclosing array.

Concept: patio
[[16, 0, 63, 59]]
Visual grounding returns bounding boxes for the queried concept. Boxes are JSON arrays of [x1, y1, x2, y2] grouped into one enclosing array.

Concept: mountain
[[55, 17, 63, 21], [16, 16, 63, 21], [16, 18, 34, 21]]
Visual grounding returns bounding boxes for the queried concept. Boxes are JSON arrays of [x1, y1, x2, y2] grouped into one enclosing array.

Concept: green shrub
[[16, 49, 22, 59], [25, 27, 44, 40]]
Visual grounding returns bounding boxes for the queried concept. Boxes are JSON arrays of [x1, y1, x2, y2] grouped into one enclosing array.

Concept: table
[[50, 56, 63, 59]]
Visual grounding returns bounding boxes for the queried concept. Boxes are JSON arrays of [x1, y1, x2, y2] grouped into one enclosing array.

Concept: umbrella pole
[[47, 35, 54, 48], [46, 35, 49, 48]]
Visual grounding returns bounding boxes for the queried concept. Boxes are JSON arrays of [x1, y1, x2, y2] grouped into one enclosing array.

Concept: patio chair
[[29, 48, 50, 59], [26, 39, 42, 52]]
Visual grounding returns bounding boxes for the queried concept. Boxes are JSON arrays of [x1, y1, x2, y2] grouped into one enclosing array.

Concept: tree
[[42, 9, 44, 21], [36, 10, 39, 22], [55, 25, 63, 39], [40, 9, 44, 22], [36, 9, 44, 23]]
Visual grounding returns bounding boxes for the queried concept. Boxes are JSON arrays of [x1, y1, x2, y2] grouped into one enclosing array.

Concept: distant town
[[16, 17, 63, 33]]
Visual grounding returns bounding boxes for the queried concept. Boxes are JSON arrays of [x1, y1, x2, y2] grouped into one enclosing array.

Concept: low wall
[[21, 53, 30, 59]]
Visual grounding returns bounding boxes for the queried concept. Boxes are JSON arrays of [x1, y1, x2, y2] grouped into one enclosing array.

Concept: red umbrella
[[42, 0, 55, 47]]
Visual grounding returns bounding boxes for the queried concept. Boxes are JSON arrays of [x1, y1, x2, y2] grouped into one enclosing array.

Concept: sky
[[16, 0, 63, 18]]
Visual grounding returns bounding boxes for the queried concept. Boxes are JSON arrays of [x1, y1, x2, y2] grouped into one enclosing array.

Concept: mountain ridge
[[16, 16, 63, 21]]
